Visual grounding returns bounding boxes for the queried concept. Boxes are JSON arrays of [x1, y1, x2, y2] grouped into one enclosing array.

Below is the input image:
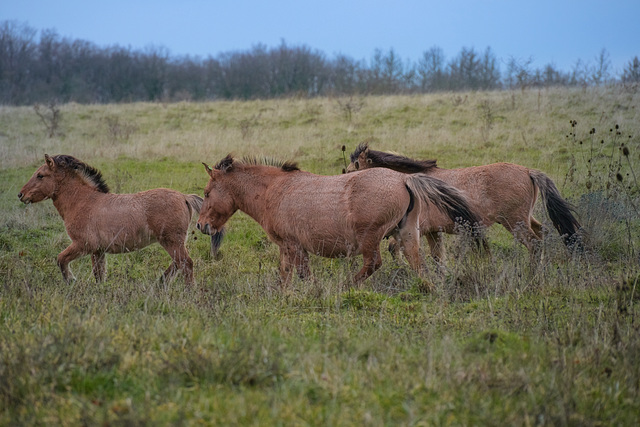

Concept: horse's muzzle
[[17, 193, 28, 204], [197, 222, 212, 235]]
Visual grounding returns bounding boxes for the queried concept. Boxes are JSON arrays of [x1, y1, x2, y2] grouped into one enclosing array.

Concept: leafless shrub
[[478, 100, 494, 142], [451, 94, 467, 107], [565, 120, 639, 260], [239, 114, 261, 139], [336, 96, 364, 122], [33, 100, 63, 138], [105, 116, 138, 143]]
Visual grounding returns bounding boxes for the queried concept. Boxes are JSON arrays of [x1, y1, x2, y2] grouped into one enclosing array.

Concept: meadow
[[1, 87, 639, 425]]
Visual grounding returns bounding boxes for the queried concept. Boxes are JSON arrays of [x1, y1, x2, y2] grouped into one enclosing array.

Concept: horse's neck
[[232, 170, 273, 225], [51, 180, 103, 220]]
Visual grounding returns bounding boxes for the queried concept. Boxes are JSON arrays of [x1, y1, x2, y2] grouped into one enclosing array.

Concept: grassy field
[[1, 87, 639, 425]]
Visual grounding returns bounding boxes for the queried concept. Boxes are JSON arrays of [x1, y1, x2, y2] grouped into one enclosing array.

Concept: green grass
[[1, 87, 639, 425]]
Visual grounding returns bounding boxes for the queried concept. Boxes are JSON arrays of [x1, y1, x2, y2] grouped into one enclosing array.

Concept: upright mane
[[52, 155, 110, 193], [351, 142, 438, 173], [240, 155, 300, 171], [214, 154, 299, 172]]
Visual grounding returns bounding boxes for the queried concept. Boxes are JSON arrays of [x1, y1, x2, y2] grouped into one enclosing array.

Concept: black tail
[[407, 174, 486, 249], [529, 170, 582, 248], [211, 227, 225, 259], [186, 193, 225, 258]]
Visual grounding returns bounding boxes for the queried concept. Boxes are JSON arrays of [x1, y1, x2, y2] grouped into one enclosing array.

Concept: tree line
[[1, 20, 639, 105]]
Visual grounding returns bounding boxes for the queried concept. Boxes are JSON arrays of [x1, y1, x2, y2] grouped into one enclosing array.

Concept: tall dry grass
[[0, 86, 639, 424]]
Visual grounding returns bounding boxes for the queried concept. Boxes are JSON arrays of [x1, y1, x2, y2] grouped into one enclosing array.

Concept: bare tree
[[417, 46, 446, 92], [478, 47, 501, 90], [569, 59, 589, 87], [0, 21, 37, 103], [622, 56, 640, 84], [590, 48, 611, 85], [448, 47, 483, 90], [505, 56, 533, 91]]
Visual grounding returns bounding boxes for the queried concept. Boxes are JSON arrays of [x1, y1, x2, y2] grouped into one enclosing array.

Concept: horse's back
[[430, 162, 535, 224], [83, 189, 192, 251], [264, 169, 410, 256], [136, 189, 194, 236]]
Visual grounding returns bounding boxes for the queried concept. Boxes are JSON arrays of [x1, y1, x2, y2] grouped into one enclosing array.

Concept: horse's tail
[[529, 170, 582, 248], [406, 174, 486, 248], [184, 194, 225, 258], [185, 194, 204, 216]]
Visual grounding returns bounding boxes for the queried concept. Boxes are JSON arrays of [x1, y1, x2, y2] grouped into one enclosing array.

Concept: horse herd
[[17, 145, 581, 287]]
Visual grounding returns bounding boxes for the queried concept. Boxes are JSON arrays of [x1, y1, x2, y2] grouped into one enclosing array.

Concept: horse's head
[[196, 155, 237, 236], [18, 154, 61, 204], [345, 142, 372, 173]]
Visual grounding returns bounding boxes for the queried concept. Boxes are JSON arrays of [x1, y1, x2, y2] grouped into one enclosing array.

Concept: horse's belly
[[306, 237, 360, 258], [102, 229, 156, 254]]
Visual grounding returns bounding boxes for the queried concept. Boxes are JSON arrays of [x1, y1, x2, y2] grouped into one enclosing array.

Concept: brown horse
[[18, 154, 222, 284], [347, 143, 581, 260], [196, 155, 483, 287]]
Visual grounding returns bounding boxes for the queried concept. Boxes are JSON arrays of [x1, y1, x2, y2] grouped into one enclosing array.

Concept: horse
[[18, 154, 223, 284], [347, 142, 581, 261], [196, 154, 483, 287]]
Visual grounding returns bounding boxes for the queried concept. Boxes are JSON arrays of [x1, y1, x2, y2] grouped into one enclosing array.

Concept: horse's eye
[[204, 192, 209, 198], [37, 174, 44, 179]]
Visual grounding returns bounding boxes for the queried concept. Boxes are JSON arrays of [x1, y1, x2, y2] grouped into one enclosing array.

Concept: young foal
[[196, 155, 482, 287], [18, 154, 214, 284], [348, 143, 581, 260]]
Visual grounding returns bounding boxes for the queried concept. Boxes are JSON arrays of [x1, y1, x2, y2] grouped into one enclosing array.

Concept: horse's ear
[[45, 154, 56, 170], [203, 162, 213, 177]]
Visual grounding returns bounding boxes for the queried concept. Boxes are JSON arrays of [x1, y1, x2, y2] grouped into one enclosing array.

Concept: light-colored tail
[[185, 194, 224, 257], [185, 194, 203, 216]]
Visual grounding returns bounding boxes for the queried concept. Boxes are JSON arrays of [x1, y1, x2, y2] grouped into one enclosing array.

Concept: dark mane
[[52, 155, 110, 193], [351, 142, 438, 173]]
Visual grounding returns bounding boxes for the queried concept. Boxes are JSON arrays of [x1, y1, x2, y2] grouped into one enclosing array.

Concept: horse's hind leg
[[161, 243, 194, 285], [425, 232, 444, 263], [354, 248, 382, 285], [503, 221, 541, 253], [530, 217, 543, 240], [387, 236, 401, 259], [396, 227, 425, 276], [91, 251, 107, 282]]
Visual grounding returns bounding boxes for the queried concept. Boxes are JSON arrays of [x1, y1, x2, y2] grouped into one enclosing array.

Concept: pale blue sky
[[3, 0, 638, 74]]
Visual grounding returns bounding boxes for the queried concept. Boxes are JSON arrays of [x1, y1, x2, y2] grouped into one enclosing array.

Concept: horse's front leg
[[278, 245, 295, 289], [91, 251, 107, 282], [293, 248, 310, 280], [277, 244, 310, 288], [57, 243, 86, 283]]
